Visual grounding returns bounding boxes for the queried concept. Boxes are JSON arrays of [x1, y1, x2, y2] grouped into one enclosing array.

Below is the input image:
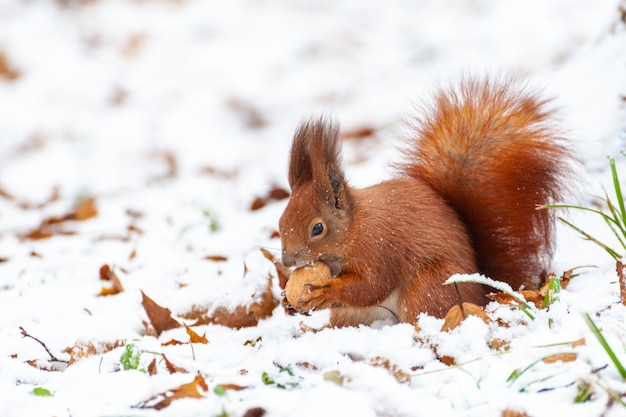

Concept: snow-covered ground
[[1, 1, 625, 416]]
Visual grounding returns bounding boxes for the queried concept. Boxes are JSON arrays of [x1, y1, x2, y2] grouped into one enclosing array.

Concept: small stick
[[19, 326, 67, 363]]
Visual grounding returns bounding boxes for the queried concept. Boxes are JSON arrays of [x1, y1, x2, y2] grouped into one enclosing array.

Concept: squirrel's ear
[[288, 118, 351, 210], [326, 165, 350, 211], [287, 122, 314, 189], [306, 118, 351, 212]]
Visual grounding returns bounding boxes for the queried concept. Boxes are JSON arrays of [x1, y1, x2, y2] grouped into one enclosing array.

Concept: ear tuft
[[287, 117, 351, 211], [288, 118, 340, 188]]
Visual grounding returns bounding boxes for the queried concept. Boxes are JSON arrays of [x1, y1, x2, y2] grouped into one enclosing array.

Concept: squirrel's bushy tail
[[400, 76, 574, 289]]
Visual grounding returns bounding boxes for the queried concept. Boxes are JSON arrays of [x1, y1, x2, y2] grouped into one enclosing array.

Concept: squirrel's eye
[[311, 222, 324, 238]]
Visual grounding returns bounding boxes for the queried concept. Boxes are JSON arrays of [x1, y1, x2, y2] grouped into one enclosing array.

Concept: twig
[[19, 326, 67, 363]]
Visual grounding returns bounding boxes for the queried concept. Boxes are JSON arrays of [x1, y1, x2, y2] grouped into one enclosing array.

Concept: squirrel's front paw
[[285, 261, 332, 312]]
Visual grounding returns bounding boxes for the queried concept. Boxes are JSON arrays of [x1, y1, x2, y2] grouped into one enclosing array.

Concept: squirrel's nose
[[282, 252, 295, 267]]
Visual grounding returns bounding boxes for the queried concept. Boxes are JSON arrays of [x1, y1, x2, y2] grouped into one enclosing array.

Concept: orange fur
[[278, 76, 574, 327]]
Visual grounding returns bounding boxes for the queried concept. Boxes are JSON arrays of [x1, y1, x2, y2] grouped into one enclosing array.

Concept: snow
[[1, 0, 626, 416]]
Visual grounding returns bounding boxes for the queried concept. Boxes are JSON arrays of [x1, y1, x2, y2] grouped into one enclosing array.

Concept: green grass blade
[[584, 313, 626, 380], [604, 194, 626, 241], [609, 156, 626, 225], [558, 217, 621, 261]]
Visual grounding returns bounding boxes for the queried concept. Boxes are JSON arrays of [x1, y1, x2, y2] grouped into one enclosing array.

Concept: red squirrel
[[278, 76, 573, 327]]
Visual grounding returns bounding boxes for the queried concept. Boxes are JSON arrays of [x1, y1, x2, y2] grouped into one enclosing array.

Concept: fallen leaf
[[250, 185, 290, 211], [25, 359, 67, 372], [260, 248, 290, 289], [501, 409, 529, 417], [441, 302, 489, 331], [162, 325, 209, 347], [147, 357, 158, 375], [20, 196, 98, 240], [135, 374, 208, 410], [122, 33, 147, 58], [204, 255, 228, 262], [140, 291, 181, 336], [367, 356, 411, 384], [184, 323, 209, 344], [64, 339, 124, 365], [180, 274, 276, 329], [489, 338, 510, 351], [162, 353, 187, 373], [542, 352, 578, 364], [147, 150, 178, 182], [98, 265, 124, 296], [74, 197, 98, 220], [226, 97, 267, 129], [0, 186, 15, 200], [341, 125, 377, 140], [0, 51, 20, 81], [199, 166, 238, 179], [487, 290, 544, 308], [323, 370, 344, 386], [243, 407, 266, 417], [216, 383, 247, 392], [298, 321, 325, 333], [439, 355, 455, 366]]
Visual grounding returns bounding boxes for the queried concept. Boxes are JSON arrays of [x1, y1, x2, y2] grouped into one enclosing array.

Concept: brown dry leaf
[[136, 374, 208, 410], [489, 338, 510, 352], [487, 290, 543, 308], [559, 268, 575, 289], [184, 323, 209, 344], [0, 51, 20, 81], [181, 274, 276, 329], [141, 291, 181, 336], [296, 361, 319, 371], [441, 302, 489, 332], [64, 339, 124, 365], [0, 257, 8, 263], [147, 357, 158, 375], [260, 248, 290, 289], [542, 352, 578, 364], [0, 186, 15, 200], [20, 196, 98, 240], [148, 150, 178, 181], [341, 125, 377, 140], [367, 356, 411, 383], [162, 353, 187, 374], [501, 409, 529, 417], [21, 228, 54, 240], [299, 321, 325, 333], [204, 255, 228, 262], [25, 359, 67, 372], [161, 354, 184, 373], [439, 355, 455, 366], [570, 337, 586, 348], [243, 407, 267, 417], [217, 383, 247, 392], [161, 325, 209, 347], [100, 264, 112, 280], [122, 33, 147, 58], [74, 197, 98, 220], [98, 265, 124, 296], [162, 338, 185, 347], [199, 165, 238, 179], [250, 185, 290, 211], [226, 97, 267, 129]]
